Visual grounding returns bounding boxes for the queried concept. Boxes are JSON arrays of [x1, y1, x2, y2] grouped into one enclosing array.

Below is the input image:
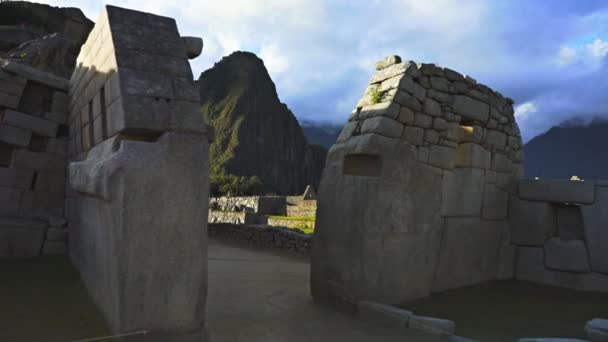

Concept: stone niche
[[66, 5, 211, 338], [311, 55, 523, 307]]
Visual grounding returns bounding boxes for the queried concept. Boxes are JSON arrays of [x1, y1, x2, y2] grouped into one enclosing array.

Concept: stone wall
[[66, 6, 210, 338], [209, 223, 312, 255], [0, 58, 70, 257], [208, 210, 264, 225], [267, 217, 315, 230], [311, 55, 523, 307], [511, 179, 608, 292], [209, 196, 286, 215], [286, 197, 317, 217]]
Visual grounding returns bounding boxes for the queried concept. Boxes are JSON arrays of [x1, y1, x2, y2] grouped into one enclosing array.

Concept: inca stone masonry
[[0, 6, 606, 341]]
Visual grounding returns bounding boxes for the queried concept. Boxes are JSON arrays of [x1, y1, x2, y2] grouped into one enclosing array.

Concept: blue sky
[[39, 0, 608, 141]]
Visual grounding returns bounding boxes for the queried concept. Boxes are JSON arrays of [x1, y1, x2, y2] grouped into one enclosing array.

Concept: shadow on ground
[[0, 256, 110, 342], [403, 279, 608, 342]]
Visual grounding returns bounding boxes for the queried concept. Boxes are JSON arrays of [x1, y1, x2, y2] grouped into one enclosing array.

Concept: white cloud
[[587, 38, 608, 59], [259, 44, 289, 76], [515, 101, 538, 120], [556, 46, 577, 66]]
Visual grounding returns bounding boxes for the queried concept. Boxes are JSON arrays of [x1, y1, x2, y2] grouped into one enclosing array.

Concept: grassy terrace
[[266, 215, 315, 234]]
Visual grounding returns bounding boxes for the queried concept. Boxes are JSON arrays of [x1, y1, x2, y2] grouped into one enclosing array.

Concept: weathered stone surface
[[581, 187, 608, 274], [361, 116, 403, 138], [428, 145, 455, 169], [12, 150, 66, 175], [3, 109, 58, 138], [0, 167, 34, 189], [485, 130, 507, 150], [357, 301, 411, 330], [433, 217, 502, 291], [516, 246, 608, 292], [495, 220, 515, 279], [423, 98, 441, 117], [441, 168, 484, 216], [375, 55, 402, 71], [491, 153, 511, 172], [482, 184, 508, 220], [0, 186, 23, 216], [312, 134, 443, 305], [586, 318, 608, 342], [336, 121, 358, 144], [555, 205, 585, 240], [68, 132, 209, 334], [424, 130, 440, 144], [519, 179, 595, 204], [404, 126, 424, 145], [408, 315, 455, 336], [181, 36, 203, 59], [509, 196, 556, 245], [0, 59, 69, 91], [455, 143, 490, 169], [0, 217, 47, 258], [0, 124, 31, 147], [447, 125, 483, 143], [414, 112, 433, 128], [46, 227, 67, 241], [452, 95, 489, 122], [544, 238, 591, 272], [19, 190, 64, 219], [0, 91, 20, 109], [358, 102, 400, 120], [398, 107, 415, 125]]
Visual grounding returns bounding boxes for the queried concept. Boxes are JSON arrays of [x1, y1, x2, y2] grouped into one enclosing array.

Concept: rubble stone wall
[[209, 196, 286, 215], [0, 58, 70, 257], [209, 223, 312, 255], [512, 179, 608, 292], [311, 55, 523, 306]]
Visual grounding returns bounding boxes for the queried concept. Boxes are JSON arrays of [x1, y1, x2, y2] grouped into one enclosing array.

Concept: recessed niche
[[555, 204, 585, 241], [343, 154, 382, 177]]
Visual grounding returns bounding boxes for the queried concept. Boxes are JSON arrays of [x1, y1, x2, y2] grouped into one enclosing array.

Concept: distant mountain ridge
[[524, 117, 608, 180], [199, 51, 326, 195], [301, 121, 342, 149]]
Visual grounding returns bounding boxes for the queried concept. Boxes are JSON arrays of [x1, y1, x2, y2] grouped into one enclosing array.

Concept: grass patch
[[267, 215, 315, 222]]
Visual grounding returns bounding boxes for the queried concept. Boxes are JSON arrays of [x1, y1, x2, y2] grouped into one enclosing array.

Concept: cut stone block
[[0, 59, 69, 91], [46, 227, 67, 241], [0, 92, 21, 109], [581, 187, 608, 274], [0, 217, 47, 258], [544, 238, 591, 273], [509, 196, 556, 246], [12, 149, 67, 175], [34, 172, 66, 195], [495, 220, 516, 279], [19, 190, 64, 219], [45, 138, 68, 156], [452, 95, 489, 122], [361, 116, 404, 138], [428, 144, 455, 169], [519, 179, 595, 204], [408, 315, 455, 336], [516, 246, 608, 292], [455, 143, 490, 169], [0, 124, 32, 147], [482, 184, 509, 220], [0, 186, 24, 216], [441, 168, 484, 216], [3, 109, 59, 138], [433, 217, 502, 291], [357, 301, 411, 331], [51, 91, 69, 115], [585, 318, 608, 342], [0, 167, 34, 189]]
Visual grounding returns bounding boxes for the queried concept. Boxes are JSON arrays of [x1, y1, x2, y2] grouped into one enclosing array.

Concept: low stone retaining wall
[[208, 223, 312, 255], [208, 210, 266, 225], [209, 196, 286, 215], [267, 217, 315, 230]]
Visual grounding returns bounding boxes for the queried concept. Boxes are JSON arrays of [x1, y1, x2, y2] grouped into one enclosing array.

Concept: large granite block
[[19, 190, 64, 219], [581, 187, 608, 274], [519, 179, 595, 204], [3, 109, 58, 138], [509, 196, 556, 246], [544, 238, 591, 273], [12, 149, 67, 175], [0, 124, 31, 147], [0, 167, 34, 189], [68, 132, 209, 334], [432, 217, 502, 292], [441, 168, 485, 217], [0, 187, 24, 216], [1, 59, 69, 91]]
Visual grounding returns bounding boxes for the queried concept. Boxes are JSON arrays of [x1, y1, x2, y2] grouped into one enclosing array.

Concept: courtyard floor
[[0, 238, 440, 342], [403, 279, 608, 342]]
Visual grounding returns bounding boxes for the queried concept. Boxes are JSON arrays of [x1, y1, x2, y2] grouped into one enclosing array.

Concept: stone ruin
[[0, 4, 606, 340], [0, 4, 211, 339], [312, 55, 522, 305], [311, 55, 608, 309]]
